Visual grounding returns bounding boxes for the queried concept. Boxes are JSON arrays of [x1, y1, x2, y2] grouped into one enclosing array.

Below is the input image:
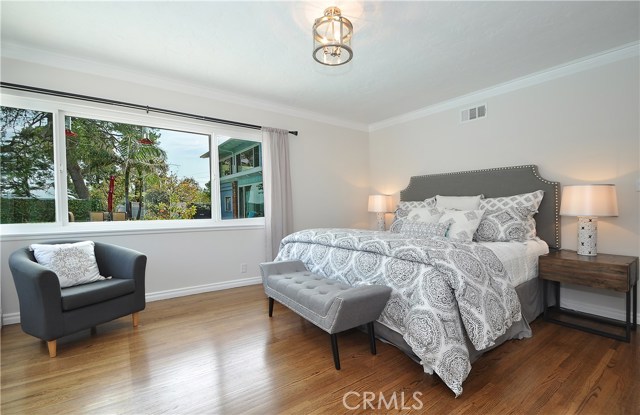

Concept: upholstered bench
[[260, 260, 392, 370]]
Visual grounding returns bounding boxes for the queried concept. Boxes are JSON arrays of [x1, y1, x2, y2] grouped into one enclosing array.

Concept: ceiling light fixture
[[312, 6, 353, 66]]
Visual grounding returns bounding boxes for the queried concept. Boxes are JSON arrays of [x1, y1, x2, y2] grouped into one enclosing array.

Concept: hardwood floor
[[1, 284, 638, 414]]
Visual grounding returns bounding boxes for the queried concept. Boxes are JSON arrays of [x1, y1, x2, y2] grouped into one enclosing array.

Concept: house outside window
[[217, 137, 263, 220]]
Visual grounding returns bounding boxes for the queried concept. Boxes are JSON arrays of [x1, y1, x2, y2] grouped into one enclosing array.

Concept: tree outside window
[[0, 107, 55, 223]]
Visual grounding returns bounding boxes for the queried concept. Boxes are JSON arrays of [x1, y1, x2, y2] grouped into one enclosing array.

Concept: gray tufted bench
[[260, 259, 392, 370]]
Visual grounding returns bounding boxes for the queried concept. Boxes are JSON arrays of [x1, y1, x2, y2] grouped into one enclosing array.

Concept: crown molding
[[0, 42, 369, 132], [369, 41, 640, 132]]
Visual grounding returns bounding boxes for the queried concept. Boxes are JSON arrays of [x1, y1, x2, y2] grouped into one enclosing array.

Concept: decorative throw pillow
[[435, 195, 483, 211], [474, 206, 536, 242], [399, 220, 451, 239], [438, 209, 485, 242], [479, 190, 544, 239], [30, 241, 107, 288], [390, 197, 436, 232], [405, 206, 443, 223]]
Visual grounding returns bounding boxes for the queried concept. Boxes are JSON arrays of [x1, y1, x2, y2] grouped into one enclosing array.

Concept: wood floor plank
[[1, 285, 637, 414]]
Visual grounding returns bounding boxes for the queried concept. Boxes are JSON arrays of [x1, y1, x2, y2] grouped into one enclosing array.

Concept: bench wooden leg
[[132, 312, 139, 327], [331, 333, 341, 370], [47, 340, 57, 358], [368, 322, 377, 355], [268, 297, 274, 317]]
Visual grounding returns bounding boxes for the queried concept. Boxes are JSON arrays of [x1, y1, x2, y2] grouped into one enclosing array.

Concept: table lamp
[[368, 195, 391, 231], [559, 184, 618, 256]]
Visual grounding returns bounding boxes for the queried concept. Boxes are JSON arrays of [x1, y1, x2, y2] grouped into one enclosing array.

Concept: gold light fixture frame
[[312, 6, 353, 66]]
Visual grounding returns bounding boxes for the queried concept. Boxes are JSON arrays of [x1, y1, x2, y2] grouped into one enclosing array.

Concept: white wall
[[369, 55, 640, 322], [0, 57, 370, 322]]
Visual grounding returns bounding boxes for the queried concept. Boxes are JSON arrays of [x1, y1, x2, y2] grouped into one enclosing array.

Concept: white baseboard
[[3, 312, 20, 326], [1, 276, 262, 326], [144, 276, 262, 302]]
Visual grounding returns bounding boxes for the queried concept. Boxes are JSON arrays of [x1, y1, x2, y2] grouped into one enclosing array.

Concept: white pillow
[[438, 209, 485, 242], [436, 195, 483, 211], [30, 241, 107, 288]]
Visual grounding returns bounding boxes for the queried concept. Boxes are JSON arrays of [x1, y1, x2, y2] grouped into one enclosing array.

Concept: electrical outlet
[[241, 263, 247, 273]]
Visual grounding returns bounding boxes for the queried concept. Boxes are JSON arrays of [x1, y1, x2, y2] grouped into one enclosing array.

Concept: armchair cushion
[[30, 241, 107, 288], [61, 279, 136, 311]]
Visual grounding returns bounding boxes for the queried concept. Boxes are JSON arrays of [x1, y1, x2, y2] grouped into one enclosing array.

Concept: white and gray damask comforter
[[275, 228, 524, 396]]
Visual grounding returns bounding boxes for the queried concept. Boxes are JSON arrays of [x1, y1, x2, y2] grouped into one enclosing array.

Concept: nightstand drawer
[[539, 251, 637, 292]]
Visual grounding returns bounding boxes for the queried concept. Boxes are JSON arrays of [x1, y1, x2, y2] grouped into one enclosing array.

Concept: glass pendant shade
[[312, 6, 353, 66]]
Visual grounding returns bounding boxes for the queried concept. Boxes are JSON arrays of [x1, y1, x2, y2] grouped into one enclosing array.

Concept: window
[[217, 135, 263, 220], [0, 107, 56, 224], [65, 115, 210, 222], [0, 98, 265, 230]]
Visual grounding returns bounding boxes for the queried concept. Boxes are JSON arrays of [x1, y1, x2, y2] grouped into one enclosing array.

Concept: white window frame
[[0, 93, 265, 238]]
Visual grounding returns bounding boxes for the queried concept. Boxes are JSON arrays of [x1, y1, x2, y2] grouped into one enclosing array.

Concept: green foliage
[[0, 198, 102, 224], [0, 107, 54, 197], [0, 198, 56, 224], [68, 198, 103, 222], [66, 117, 167, 205], [144, 174, 205, 220]]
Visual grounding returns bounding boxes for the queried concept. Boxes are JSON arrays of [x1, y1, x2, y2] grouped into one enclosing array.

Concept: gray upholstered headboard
[[400, 165, 560, 249]]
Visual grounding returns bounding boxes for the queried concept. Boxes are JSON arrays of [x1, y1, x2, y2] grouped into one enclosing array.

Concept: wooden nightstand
[[538, 249, 638, 342]]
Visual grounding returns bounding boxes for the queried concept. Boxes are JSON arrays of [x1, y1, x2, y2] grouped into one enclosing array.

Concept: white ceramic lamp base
[[577, 216, 598, 256], [375, 212, 385, 231]]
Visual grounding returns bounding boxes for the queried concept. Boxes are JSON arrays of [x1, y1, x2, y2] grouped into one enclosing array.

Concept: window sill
[[0, 218, 265, 242]]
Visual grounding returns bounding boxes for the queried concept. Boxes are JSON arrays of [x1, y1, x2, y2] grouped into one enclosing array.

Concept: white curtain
[[262, 127, 293, 260]]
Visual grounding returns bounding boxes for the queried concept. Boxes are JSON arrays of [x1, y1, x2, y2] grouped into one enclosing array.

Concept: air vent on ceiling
[[461, 104, 487, 123]]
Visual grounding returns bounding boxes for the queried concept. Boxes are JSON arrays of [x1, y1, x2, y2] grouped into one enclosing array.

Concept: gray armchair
[[8, 240, 147, 357]]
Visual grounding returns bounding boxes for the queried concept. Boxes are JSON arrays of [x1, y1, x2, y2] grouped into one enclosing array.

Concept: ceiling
[[1, 1, 639, 129]]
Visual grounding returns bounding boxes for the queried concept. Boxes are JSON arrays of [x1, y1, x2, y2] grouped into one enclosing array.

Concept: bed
[[275, 165, 560, 396]]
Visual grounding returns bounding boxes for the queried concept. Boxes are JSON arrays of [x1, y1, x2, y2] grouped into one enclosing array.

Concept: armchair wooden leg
[[47, 340, 57, 358], [132, 312, 139, 327]]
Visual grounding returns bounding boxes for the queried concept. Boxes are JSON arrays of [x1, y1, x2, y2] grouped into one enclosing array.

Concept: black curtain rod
[[0, 82, 299, 136]]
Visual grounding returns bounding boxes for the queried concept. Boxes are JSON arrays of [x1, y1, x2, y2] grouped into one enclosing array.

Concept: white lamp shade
[[368, 195, 391, 213], [560, 184, 618, 217]]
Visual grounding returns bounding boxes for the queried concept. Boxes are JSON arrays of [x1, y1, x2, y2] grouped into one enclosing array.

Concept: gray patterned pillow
[[399, 220, 451, 239], [474, 206, 535, 242], [390, 197, 436, 232], [479, 190, 544, 239], [438, 209, 484, 242]]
